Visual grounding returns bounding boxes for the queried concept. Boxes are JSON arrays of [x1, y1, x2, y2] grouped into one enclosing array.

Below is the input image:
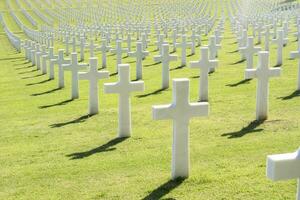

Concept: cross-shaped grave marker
[[245, 51, 281, 120], [62, 52, 88, 99], [104, 64, 144, 138], [152, 79, 209, 180], [79, 57, 109, 115], [128, 41, 149, 80], [190, 47, 218, 101], [154, 44, 178, 89]]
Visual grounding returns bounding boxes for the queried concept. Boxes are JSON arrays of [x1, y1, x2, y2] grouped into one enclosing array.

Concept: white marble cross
[[172, 29, 179, 52], [176, 35, 192, 66], [240, 37, 261, 70], [290, 39, 300, 90], [190, 47, 218, 101], [41, 51, 49, 75], [35, 44, 41, 69], [128, 42, 149, 80], [89, 40, 97, 57], [96, 39, 111, 68], [55, 49, 71, 88], [62, 53, 88, 99], [124, 34, 132, 54], [272, 30, 287, 66], [30, 42, 37, 66], [104, 64, 144, 138], [79, 57, 109, 115], [267, 148, 300, 200], [80, 37, 86, 61], [263, 25, 271, 51], [245, 51, 281, 120], [156, 34, 165, 55], [208, 35, 221, 66], [110, 40, 128, 72], [190, 29, 199, 55], [238, 29, 248, 60], [36, 45, 46, 70], [141, 33, 149, 50], [154, 44, 178, 89], [152, 79, 209, 180], [47, 47, 58, 79], [65, 35, 71, 55]]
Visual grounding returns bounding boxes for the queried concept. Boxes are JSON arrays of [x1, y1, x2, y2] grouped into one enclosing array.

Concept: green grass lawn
[[0, 1, 300, 200]]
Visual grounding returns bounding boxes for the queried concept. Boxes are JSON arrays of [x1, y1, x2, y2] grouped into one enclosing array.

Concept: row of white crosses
[[17, 1, 300, 196]]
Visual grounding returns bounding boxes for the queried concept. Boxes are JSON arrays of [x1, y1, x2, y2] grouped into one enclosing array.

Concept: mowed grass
[[1, 1, 300, 200]]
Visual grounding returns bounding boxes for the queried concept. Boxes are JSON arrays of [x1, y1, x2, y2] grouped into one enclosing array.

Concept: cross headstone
[[152, 78, 209, 180], [245, 51, 281, 120], [62, 53, 88, 99], [128, 42, 149, 80], [30, 42, 37, 66], [263, 25, 271, 51], [290, 39, 300, 90], [267, 148, 300, 200], [54, 49, 71, 88], [89, 40, 97, 57], [156, 34, 165, 55], [176, 35, 192, 66], [96, 39, 111, 68], [240, 37, 261, 70], [190, 47, 218, 101], [272, 30, 287, 66], [79, 57, 109, 115], [47, 47, 58, 79], [208, 35, 221, 72], [154, 44, 178, 89], [110, 40, 128, 72], [36, 45, 47, 70], [104, 64, 144, 138]]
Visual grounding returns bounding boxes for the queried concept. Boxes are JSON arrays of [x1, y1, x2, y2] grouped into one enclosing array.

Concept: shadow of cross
[[221, 120, 265, 139], [142, 178, 185, 200], [50, 114, 94, 128], [278, 90, 300, 100], [67, 137, 128, 159]]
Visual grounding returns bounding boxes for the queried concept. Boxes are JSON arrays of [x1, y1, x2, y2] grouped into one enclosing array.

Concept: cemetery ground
[[1, 1, 300, 200]]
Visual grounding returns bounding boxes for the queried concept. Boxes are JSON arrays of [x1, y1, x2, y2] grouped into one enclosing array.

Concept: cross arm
[[190, 61, 201, 68], [209, 60, 218, 69], [130, 81, 144, 92], [189, 102, 209, 118], [78, 72, 90, 80], [122, 48, 129, 53], [50, 58, 58, 64], [110, 49, 117, 54], [78, 63, 89, 69], [290, 51, 300, 59], [143, 51, 149, 57], [154, 55, 162, 63], [169, 55, 178, 61], [152, 104, 173, 120], [128, 52, 137, 57], [268, 68, 281, 78], [62, 63, 72, 70], [96, 71, 110, 79], [245, 69, 257, 79], [104, 82, 119, 94], [267, 150, 300, 181]]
